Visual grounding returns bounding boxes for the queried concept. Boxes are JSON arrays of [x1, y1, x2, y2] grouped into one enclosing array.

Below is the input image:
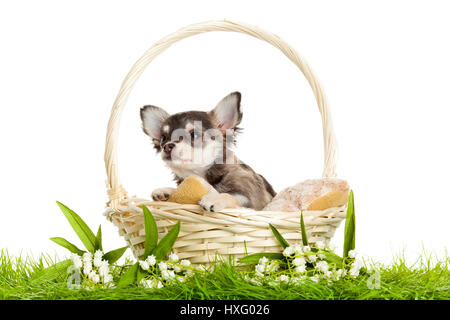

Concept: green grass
[[1, 249, 449, 300]]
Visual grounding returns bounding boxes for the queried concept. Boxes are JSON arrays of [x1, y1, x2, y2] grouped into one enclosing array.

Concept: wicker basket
[[103, 20, 347, 264]]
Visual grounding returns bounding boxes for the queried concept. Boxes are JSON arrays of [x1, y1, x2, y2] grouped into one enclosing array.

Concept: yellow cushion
[[168, 176, 209, 204], [306, 189, 349, 210]]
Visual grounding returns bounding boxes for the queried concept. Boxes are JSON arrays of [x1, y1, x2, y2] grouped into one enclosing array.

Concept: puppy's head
[[140, 92, 242, 172]]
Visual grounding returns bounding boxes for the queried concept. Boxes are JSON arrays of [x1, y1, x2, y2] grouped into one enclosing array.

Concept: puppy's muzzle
[[163, 143, 175, 154]]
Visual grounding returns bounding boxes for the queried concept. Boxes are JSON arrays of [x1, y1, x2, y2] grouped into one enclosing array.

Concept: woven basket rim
[[106, 199, 347, 263]]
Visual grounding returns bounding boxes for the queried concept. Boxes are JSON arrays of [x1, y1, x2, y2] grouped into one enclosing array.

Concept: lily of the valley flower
[[146, 255, 156, 266], [141, 278, 164, 289], [70, 253, 82, 269], [348, 249, 357, 259], [282, 246, 296, 257], [158, 261, 168, 271], [295, 265, 307, 273], [139, 260, 150, 271], [168, 253, 179, 262], [180, 259, 191, 267], [292, 257, 306, 267], [277, 275, 290, 283], [316, 241, 326, 250], [258, 256, 269, 266], [316, 261, 329, 273]]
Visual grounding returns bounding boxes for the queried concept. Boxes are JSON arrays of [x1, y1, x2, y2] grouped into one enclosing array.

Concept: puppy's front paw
[[151, 187, 175, 201], [199, 193, 239, 212]]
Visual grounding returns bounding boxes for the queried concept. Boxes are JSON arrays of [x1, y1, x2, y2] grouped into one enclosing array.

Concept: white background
[[1, 0, 449, 265]]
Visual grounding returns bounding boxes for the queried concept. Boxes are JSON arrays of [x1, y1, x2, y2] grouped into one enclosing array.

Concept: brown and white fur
[[140, 92, 276, 211]]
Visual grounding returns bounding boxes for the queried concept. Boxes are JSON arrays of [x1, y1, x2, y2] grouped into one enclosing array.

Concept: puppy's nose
[[164, 143, 175, 153]]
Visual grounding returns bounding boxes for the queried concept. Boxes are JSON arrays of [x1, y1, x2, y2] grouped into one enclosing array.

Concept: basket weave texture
[[103, 20, 346, 264]]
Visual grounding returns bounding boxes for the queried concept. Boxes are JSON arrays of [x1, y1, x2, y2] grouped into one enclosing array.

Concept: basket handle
[[104, 19, 338, 207]]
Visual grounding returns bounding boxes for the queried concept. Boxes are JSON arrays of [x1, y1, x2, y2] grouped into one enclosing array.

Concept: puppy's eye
[[160, 134, 167, 144], [190, 130, 201, 140]]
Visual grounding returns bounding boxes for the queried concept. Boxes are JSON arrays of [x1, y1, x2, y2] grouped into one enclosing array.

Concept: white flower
[[146, 255, 156, 266], [94, 250, 103, 260], [93, 257, 102, 268], [70, 254, 83, 269], [267, 261, 280, 273], [168, 253, 179, 262], [327, 244, 336, 252], [307, 254, 317, 263], [352, 259, 363, 270], [180, 259, 191, 267], [309, 275, 320, 283], [158, 262, 168, 271], [316, 241, 326, 250], [82, 252, 92, 263], [173, 265, 182, 273], [103, 273, 113, 283], [139, 260, 150, 271], [141, 279, 164, 289], [292, 257, 306, 267], [316, 261, 329, 273], [155, 280, 164, 288], [277, 275, 290, 283], [185, 269, 194, 277], [291, 276, 306, 285], [255, 264, 266, 274], [250, 278, 262, 286], [161, 270, 175, 280], [348, 250, 357, 259], [83, 263, 92, 275], [324, 271, 333, 279], [293, 245, 303, 255], [295, 265, 307, 274], [349, 267, 360, 278], [99, 260, 109, 268], [336, 269, 344, 280], [89, 271, 100, 283], [349, 260, 362, 278], [318, 254, 326, 260], [258, 256, 269, 266], [92, 274, 100, 283], [98, 264, 110, 277], [302, 245, 311, 253], [283, 246, 295, 257]]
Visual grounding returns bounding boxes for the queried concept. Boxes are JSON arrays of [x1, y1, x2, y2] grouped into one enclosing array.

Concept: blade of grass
[[117, 262, 139, 288], [300, 212, 309, 246], [56, 201, 97, 253], [49, 237, 85, 255], [142, 205, 158, 259], [152, 221, 180, 260], [103, 246, 128, 265], [269, 224, 290, 249], [31, 259, 72, 284], [95, 225, 102, 251], [238, 253, 284, 265], [343, 190, 356, 258]]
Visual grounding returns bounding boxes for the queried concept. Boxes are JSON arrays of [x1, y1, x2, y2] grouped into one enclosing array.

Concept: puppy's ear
[[140, 105, 170, 144], [209, 92, 242, 133]]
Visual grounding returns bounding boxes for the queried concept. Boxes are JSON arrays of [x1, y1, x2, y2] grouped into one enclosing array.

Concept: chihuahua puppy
[[140, 92, 276, 211]]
